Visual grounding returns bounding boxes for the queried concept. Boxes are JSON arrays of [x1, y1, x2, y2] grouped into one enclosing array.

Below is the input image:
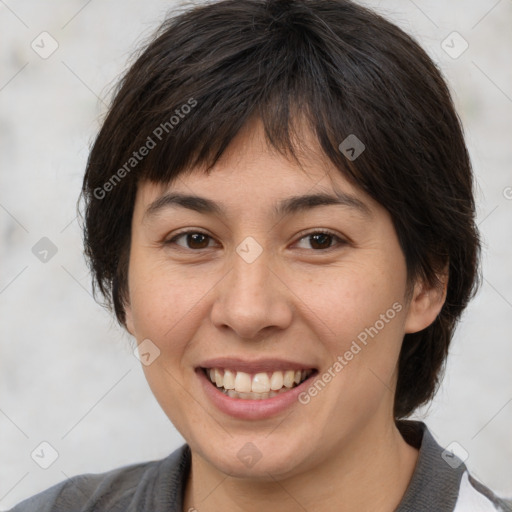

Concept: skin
[[125, 116, 447, 512]]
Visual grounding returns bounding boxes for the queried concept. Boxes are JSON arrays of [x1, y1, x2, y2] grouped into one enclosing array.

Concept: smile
[[202, 367, 314, 399]]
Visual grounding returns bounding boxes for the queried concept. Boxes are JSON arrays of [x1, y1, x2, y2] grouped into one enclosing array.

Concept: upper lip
[[197, 357, 317, 374]]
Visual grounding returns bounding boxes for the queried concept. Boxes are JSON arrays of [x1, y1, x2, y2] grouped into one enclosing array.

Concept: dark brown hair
[[79, 0, 481, 419]]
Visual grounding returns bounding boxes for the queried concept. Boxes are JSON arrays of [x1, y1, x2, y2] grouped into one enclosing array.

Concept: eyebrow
[[143, 190, 372, 222]]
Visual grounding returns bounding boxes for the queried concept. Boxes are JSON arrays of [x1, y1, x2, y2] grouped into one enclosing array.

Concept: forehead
[[134, 116, 378, 220]]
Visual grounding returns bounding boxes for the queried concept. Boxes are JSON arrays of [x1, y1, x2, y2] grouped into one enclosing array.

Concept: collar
[[395, 420, 466, 511]]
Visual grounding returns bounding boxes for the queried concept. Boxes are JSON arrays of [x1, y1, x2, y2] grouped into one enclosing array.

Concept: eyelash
[[164, 228, 347, 252]]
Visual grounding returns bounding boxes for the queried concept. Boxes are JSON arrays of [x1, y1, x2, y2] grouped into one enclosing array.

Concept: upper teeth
[[206, 368, 312, 393]]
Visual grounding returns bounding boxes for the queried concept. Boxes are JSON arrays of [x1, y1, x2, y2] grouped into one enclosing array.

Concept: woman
[[9, 0, 511, 510]]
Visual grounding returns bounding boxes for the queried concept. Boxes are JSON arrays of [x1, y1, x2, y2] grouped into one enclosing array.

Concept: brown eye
[[308, 233, 334, 250], [295, 230, 346, 251], [166, 231, 215, 250]]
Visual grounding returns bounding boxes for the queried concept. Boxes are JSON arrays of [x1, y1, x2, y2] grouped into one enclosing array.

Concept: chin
[[198, 438, 310, 480]]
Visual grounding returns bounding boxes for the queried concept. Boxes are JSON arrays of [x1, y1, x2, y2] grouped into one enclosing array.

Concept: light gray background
[[1, 0, 511, 509]]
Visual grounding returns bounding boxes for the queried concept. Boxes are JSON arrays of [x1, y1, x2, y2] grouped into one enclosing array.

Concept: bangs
[[95, 0, 442, 213], [119, 15, 361, 189]]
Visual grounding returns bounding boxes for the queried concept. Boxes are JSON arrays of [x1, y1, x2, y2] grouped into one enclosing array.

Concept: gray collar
[[395, 420, 466, 511]]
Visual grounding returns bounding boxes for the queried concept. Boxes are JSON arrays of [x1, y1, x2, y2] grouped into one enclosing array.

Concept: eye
[[165, 230, 216, 250], [164, 229, 347, 252], [294, 230, 347, 251]]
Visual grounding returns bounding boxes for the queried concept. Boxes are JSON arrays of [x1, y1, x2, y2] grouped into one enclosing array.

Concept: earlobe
[[404, 268, 448, 334]]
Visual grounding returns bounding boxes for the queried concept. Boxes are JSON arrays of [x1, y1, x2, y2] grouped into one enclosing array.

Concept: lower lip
[[196, 368, 317, 420]]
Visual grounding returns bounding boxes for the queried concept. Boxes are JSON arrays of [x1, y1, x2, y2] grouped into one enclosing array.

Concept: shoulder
[[396, 420, 512, 512], [7, 444, 191, 512]]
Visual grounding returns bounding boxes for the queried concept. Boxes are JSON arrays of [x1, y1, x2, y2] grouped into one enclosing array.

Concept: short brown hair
[[79, 0, 481, 419]]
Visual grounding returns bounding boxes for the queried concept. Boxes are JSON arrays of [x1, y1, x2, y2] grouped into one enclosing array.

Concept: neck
[[183, 419, 419, 512]]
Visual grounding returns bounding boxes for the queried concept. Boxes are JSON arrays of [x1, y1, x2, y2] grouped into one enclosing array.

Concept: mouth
[[200, 367, 317, 400]]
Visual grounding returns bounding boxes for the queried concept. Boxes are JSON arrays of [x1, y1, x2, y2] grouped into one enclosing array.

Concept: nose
[[210, 243, 293, 341]]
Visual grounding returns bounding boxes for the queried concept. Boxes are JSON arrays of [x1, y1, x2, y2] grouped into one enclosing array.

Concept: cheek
[[292, 257, 406, 349], [128, 256, 202, 339], [292, 256, 407, 413], [129, 263, 205, 427], [127, 259, 222, 381]]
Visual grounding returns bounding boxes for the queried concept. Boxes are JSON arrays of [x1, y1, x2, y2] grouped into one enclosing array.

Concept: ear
[[404, 264, 449, 334]]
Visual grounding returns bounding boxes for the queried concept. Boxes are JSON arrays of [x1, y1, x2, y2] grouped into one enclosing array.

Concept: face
[[125, 117, 443, 480]]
